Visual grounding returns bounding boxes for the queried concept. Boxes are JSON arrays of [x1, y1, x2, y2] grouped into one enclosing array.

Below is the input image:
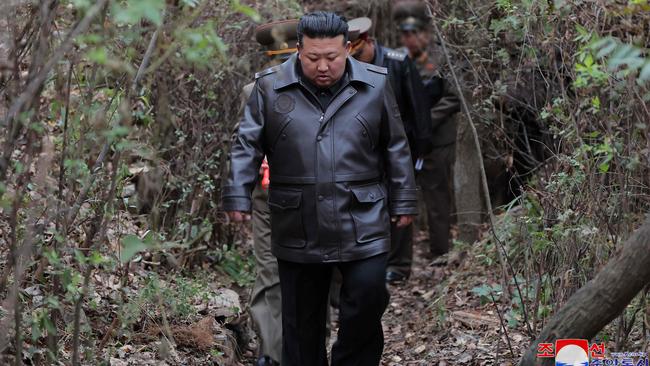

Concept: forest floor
[[101, 224, 532, 366], [4, 213, 647, 365], [379, 230, 529, 365], [239, 227, 532, 366]]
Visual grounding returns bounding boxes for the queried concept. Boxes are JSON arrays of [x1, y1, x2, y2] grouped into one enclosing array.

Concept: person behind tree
[[393, 1, 461, 260]]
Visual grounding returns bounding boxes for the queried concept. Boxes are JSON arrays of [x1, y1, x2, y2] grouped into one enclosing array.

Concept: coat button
[[317, 135, 323, 141], [318, 195, 324, 201], [362, 130, 367, 136], [281, 133, 287, 140]]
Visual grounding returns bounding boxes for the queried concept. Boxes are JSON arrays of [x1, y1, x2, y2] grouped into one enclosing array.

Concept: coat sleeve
[[402, 56, 434, 156], [380, 81, 419, 216], [430, 77, 461, 131], [221, 81, 266, 212]]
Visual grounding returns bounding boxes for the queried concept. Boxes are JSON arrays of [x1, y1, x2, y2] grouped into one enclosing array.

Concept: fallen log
[[519, 215, 650, 365]]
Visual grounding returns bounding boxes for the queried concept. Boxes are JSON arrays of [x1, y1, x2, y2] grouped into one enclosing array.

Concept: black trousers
[[278, 253, 389, 366], [387, 222, 413, 278], [419, 144, 454, 255]]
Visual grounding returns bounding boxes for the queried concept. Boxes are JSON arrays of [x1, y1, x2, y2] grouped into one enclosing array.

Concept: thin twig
[[132, 19, 163, 92], [72, 146, 122, 363], [71, 216, 100, 366], [427, 9, 535, 339], [2, 0, 108, 128], [63, 76, 125, 229], [0, 136, 54, 354], [491, 292, 516, 359], [64, 142, 110, 227]]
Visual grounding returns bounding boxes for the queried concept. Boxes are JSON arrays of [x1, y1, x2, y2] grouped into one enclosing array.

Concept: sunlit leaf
[[120, 234, 149, 263], [112, 0, 165, 25], [180, 0, 199, 7], [231, 0, 260, 22], [71, 0, 91, 11], [598, 162, 610, 173], [86, 47, 107, 64]]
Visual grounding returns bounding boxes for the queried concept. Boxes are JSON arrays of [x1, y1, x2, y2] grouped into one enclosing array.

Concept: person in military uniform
[[393, 1, 461, 259], [241, 19, 299, 366], [348, 17, 433, 283], [223, 12, 417, 365]]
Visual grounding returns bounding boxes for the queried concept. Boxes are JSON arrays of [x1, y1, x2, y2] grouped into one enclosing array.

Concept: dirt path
[[380, 231, 529, 365], [241, 230, 530, 366]]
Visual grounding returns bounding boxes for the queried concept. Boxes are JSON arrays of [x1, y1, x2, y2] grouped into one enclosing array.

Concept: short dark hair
[[297, 11, 348, 45]]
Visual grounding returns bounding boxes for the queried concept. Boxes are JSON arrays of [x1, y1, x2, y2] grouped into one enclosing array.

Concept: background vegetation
[[0, 0, 648, 364]]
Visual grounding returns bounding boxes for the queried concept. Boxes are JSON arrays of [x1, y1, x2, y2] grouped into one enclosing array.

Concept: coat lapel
[[320, 57, 375, 125]]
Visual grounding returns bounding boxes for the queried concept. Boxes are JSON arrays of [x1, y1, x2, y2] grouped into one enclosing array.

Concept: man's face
[[298, 35, 350, 88], [400, 30, 427, 56], [350, 38, 374, 64]]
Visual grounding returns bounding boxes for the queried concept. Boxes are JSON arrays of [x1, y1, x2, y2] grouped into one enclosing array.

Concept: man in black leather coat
[[222, 12, 417, 366], [348, 17, 433, 283]]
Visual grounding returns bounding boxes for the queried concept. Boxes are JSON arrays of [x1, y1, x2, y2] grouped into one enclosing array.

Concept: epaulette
[[255, 65, 281, 79], [385, 50, 407, 61], [366, 63, 388, 75]]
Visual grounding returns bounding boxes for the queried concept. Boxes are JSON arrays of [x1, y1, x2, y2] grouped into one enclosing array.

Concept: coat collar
[[372, 41, 386, 67], [273, 53, 376, 90]]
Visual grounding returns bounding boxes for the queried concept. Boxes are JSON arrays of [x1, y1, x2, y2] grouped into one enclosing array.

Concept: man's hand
[[391, 215, 414, 228], [227, 211, 251, 223]]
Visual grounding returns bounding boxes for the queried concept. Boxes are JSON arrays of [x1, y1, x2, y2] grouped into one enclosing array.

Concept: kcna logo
[[537, 339, 648, 366]]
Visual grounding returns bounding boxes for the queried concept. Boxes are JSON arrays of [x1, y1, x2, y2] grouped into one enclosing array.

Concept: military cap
[[392, 1, 430, 31], [347, 17, 371, 54], [347, 17, 372, 41], [254, 19, 299, 57]]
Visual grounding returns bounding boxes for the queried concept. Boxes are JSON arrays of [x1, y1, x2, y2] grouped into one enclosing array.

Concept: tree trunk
[[519, 215, 650, 366], [454, 113, 484, 243]]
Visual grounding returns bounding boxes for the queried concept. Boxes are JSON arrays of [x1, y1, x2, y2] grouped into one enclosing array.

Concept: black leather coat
[[373, 43, 434, 157], [222, 54, 418, 263]]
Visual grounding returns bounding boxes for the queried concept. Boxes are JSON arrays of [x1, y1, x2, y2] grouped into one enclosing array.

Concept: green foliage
[[590, 37, 650, 83], [216, 247, 255, 287], [471, 284, 502, 305], [231, 0, 261, 22], [112, 0, 166, 26], [120, 234, 150, 263], [176, 22, 229, 65], [453, 3, 648, 344], [574, 54, 609, 88], [2, 0, 306, 362], [119, 272, 212, 335]]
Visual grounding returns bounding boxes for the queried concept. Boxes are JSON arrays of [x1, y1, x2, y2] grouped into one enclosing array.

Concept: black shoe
[[257, 356, 279, 366], [385, 271, 407, 283]]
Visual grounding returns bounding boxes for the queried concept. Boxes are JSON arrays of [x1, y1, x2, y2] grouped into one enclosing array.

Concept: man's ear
[[345, 40, 352, 54]]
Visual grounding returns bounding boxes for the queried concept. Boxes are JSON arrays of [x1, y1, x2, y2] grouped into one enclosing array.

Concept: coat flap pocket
[[268, 188, 302, 209], [355, 114, 374, 135], [350, 184, 385, 203]]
